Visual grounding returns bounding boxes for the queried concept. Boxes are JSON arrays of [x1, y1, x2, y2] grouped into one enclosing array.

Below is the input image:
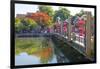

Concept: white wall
[[0, 0, 99, 69]]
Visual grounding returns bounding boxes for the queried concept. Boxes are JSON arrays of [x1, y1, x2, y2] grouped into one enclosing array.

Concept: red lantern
[[79, 27, 85, 36], [78, 20, 85, 27]]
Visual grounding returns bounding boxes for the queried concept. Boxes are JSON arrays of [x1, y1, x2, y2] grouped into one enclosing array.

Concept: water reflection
[[15, 37, 71, 65], [15, 52, 40, 65], [15, 52, 57, 65], [15, 37, 58, 65]]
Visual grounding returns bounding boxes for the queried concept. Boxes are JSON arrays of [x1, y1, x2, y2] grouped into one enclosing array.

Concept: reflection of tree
[[15, 37, 54, 64], [39, 47, 53, 64], [37, 38, 53, 64]]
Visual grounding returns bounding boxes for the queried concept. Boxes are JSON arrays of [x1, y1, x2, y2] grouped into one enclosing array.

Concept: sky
[[15, 3, 94, 17]]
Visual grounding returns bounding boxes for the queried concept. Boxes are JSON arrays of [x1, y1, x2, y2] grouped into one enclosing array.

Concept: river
[[15, 37, 69, 65]]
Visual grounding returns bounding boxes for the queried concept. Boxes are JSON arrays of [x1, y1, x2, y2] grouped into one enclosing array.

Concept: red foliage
[[27, 12, 51, 25]]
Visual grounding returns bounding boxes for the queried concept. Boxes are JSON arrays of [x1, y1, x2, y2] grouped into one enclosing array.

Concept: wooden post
[[67, 17, 72, 41], [61, 21, 63, 35], [85, 12, 92, 58]]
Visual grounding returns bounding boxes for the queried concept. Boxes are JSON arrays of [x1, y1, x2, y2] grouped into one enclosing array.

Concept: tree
[[15, 17, 38, 33], [38, 5, 54, 27], [25, 18, 38, 30], [15, 18, 22, 33], [38, 5, 54, 17], [15, 18, 21, 24], [53, 7, 71, 22], [75, 9, 84, 17], [29, 12, 52, 27]]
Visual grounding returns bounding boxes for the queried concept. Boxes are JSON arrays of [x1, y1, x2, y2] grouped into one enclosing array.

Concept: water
[[15, 36, 91, 66], [15, 37, 69, 65], [15, 52, 57, 65]]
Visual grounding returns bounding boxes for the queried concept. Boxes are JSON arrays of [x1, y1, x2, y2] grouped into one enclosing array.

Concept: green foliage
[[45, 19, 53, 27], [15, 18, 23, 32], [53, 7, 71, 22], [75, 9, 84, 17], [15, 18, 38, 32], [15, 18, 21, 24], [38, 5, 54, 17], [25, 18, 38, 30]]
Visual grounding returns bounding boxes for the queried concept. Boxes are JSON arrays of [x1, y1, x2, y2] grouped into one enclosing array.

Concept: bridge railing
[[72, 33, 85, 47]]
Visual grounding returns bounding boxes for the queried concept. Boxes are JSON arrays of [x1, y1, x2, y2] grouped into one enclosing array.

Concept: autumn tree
[[38, 5, 54, 27], [28, 12, 52, 27]]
